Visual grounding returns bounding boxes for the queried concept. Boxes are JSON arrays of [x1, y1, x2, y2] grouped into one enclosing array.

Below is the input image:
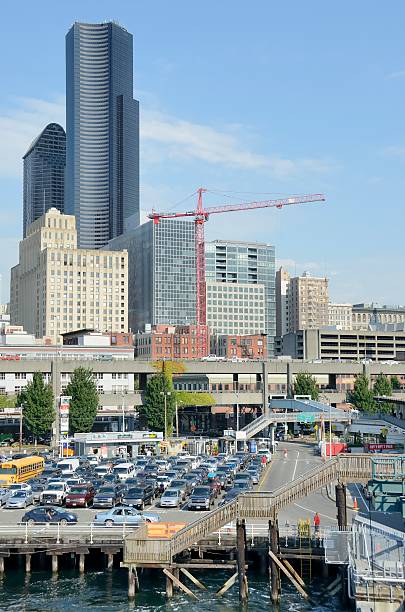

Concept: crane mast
[[149, 188, 326, 353]]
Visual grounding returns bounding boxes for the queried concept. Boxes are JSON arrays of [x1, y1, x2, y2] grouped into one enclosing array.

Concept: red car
[[65, 484, 95, 508]]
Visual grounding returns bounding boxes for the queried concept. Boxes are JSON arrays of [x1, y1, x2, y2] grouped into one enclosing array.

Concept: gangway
[[124, 453, 383, 566]]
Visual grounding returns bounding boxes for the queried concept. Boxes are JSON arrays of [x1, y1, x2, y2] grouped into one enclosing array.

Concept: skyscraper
[[107, 219, 197, 332], [205, 240, 276, 355], [65, 22, 140, 249], [275, 267, 290, 336], [23, 123, 66, 238]]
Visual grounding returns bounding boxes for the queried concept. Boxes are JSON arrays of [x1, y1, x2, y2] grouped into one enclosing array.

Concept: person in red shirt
[[313, 512, 321, 538]]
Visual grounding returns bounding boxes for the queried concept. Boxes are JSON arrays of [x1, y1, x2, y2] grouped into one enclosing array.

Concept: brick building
[[134, 325, 209, 360], [211, 333, 267, 360]]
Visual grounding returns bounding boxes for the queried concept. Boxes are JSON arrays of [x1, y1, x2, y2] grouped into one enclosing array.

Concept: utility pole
[[160, 391, 171, 442], [18, 406, 23, 451]]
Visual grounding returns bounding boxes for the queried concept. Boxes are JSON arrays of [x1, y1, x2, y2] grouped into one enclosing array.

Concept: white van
[[112, 462, 135, 482], [57, 457, 80, 475]]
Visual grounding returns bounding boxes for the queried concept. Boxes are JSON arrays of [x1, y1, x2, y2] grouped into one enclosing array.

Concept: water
[[0, 568, 346, 611]]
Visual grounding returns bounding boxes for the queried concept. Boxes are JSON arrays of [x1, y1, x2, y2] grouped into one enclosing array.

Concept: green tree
[[373, 373, 393, 414], [293, 372, 319, 400], [348, 374, 376, 413], [0, 395, 17, 409], [66, 367, 99, 433], [175, 391, 215, 407], [390, 376, 401, 390], [141, 372, 176, 434], [17, 371, 55, 439]]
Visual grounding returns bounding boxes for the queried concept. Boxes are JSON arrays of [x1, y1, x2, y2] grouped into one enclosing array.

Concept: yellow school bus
[[0, 456, 45, 486]]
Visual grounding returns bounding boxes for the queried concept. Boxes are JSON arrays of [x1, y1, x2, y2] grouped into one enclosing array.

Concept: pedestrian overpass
[[225, 398, 353, 440]]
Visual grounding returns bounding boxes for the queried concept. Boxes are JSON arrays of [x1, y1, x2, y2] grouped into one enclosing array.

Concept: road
[[261, 440, 344, 528]]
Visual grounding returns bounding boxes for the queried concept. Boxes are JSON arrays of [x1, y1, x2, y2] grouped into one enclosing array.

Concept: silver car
[[0, 488, 11, 506], [160, 488, 182, 508], [5, 490, 34, 509]]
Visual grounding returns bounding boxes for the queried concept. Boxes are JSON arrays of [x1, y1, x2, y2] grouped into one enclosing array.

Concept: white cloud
[[0, 96, 333, 182], [276, 258, 321, 273], [140, 109, 332, 178], [386, 70, 405, 79], [0, 96, 65, 178], [383, 145, 405, 159]]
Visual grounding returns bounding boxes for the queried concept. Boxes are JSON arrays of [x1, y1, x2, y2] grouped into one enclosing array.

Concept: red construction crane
[[149, 188, 325, 333]]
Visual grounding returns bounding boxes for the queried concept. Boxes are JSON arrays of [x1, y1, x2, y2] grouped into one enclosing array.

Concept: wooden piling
[[0, 557, 4, 574], [25, 554, 31, 573], [236, 518, 248, 603], [165, 570, 173, 598], [269, 519, 280, 603], [128, 567, 136, 599], [79, 554, 85, 574], [107, 553, 114, 570], [335, 483, 347, 530], [52, 555, 58, 574]]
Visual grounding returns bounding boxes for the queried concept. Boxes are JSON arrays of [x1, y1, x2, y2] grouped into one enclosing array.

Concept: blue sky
[[0, 0, 404, 304]]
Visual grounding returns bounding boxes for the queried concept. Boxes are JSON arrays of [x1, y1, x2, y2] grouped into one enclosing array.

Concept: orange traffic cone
[[353, 498, 358, 511]]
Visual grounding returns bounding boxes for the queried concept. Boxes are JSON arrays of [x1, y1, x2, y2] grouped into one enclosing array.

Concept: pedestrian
[[313, 512, 320, 538]]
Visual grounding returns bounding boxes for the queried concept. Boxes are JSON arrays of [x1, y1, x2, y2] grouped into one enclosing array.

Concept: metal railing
[[0, 523, 137, 546], [124, 453, 379, 564]]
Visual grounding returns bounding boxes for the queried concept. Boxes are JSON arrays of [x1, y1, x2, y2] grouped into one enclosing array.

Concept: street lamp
[[160, 391, 171, 442], [121, 389, 128, 433]]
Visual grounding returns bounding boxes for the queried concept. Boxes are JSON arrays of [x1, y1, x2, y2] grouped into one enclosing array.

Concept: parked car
[[169, 479, 190, 500], [9, 483, 32, 493], [93, 486, 123, 509], [218, 488, 240, 507], [5, 490, 34, 509], [65, 485, 95, 508], [188, 486, 213, 511], [121, 485, 154, 510], [31, 484, 46, 504], [160, 488, 182, 508], [94, 506, 160, 527], [40, 482, 68, 506], [21, 506, 78, 525], [0, 488, 12, 506]]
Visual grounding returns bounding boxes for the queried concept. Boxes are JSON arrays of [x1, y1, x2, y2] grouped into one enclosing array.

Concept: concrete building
[[10, 208, 128, 342], [276, 267, 290, 337], [352, 303, 405, 329], [287, 272, 329, 332], [205, 240, 275, 355], [108, 219, 196, 333], [0, 304, 9, 315], [278, 328, 405, 362], [328, 303, 353, 330], [66, 22, 140, 248], [211, 333, 267, 360], [134, 324, 209, 360]]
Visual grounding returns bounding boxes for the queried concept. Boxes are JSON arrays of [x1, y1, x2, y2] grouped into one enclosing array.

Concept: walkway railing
[[124, 453, 380, 565]]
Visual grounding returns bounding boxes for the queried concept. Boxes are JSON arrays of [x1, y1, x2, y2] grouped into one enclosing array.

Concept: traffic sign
[[298, 413, 316, 424]]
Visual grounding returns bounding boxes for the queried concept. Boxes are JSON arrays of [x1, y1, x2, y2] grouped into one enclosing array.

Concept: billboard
[[59, 396, 71, 435]]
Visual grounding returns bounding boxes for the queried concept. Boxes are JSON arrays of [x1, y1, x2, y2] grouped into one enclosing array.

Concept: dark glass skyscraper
[[65, 22, 140, 249], [22, 123, 66, 237]]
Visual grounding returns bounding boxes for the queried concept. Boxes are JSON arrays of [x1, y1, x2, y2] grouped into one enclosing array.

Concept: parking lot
[[0, 448, 272, 527]]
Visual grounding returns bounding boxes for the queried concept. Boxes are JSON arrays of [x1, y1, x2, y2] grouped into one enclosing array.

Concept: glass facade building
[[22, 123, 66, 238], [65, 22, 140, 249], [107, 219, 196, 332], [205, 240, 276, 355]]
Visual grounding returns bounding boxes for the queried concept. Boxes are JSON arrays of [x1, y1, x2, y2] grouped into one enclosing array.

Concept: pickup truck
[[40, 482, 69, 506]]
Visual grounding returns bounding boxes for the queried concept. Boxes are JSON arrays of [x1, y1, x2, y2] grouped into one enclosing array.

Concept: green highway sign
[[298, 413, 316, 424]]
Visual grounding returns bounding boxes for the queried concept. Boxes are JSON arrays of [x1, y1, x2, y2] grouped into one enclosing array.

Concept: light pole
[[121, 390, 127, 433], [18, 406, 23, 451], [329, 403, 332, 459], [160, 391, 171, 442]]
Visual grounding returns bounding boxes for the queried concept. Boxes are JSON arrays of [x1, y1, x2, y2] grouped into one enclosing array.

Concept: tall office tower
[[10, 208, 128, 341], [275, 267, 290, 337], [22, 123, 66, 238], [287, 272, 329, 333], [108, 219, 197, 332], [205, 240, 276, 355], [66, 22, 140, 249]]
